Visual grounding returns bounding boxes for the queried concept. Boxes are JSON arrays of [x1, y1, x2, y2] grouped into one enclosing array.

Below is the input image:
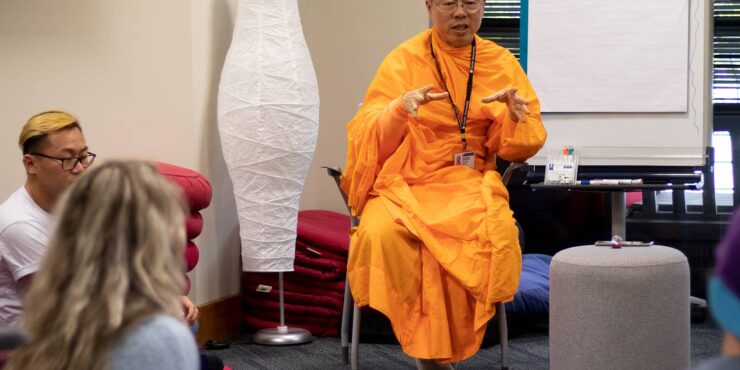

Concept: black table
[[529, 183, 698, 238]]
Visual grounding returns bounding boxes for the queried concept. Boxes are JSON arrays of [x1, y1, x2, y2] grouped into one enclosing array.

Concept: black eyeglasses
[[436, 0, 483, 12], [30, 152, 97, 171]]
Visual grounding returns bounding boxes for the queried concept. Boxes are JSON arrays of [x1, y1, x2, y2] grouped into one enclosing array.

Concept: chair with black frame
[[324, 162, 528, 370]]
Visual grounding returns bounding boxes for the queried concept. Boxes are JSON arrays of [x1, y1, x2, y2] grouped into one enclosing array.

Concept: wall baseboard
[[196, 294, 242, 345]]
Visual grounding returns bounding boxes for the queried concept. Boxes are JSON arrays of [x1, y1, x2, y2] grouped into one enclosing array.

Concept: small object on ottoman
[[549, 245, 689, 370]]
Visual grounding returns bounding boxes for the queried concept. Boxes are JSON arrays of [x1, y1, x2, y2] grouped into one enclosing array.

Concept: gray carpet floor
[[204, 322, 723, 370]]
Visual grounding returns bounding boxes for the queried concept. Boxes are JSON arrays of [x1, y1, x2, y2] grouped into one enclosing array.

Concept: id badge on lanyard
[[430, 35, 477, 169], [453, 151, 475, 168]]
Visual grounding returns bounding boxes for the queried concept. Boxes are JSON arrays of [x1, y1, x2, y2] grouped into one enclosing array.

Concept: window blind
[[714, 0, 740, 104], [479, 0, 521, 58]]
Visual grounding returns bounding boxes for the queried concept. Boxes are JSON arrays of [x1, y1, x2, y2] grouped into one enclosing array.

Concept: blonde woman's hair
[[19, 110, 82, 154], [7, 161, 188, 370]]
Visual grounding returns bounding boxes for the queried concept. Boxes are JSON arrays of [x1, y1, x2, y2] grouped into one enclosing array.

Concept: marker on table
[[561, 146, 576, 162], [578, 179, 643, 185]]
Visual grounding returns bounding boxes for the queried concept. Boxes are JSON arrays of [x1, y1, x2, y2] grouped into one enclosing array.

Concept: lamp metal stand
[[252, 271, 314, 345]]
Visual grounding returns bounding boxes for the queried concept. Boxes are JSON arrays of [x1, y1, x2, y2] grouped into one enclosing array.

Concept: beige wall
[[0, 0, 196, 186], [189, 0, 241, 306], [0, 0, 428, 305], [298, 1, 429, 213]]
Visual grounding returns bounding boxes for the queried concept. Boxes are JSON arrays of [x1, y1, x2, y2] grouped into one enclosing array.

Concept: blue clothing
[[108, 314, 199, 370], [505, 254, 551, 315], [696, 355, 740, 370]]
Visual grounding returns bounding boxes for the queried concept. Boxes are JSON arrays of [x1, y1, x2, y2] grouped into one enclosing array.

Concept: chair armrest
[[323, 166, 342, 180], [502, 162, 529, 186], [322, 166, 353, 216]]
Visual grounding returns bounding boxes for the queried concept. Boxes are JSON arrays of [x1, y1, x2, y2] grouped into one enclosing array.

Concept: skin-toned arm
[[180, 296, 198, 326], [481, 87, 530, 123], [378, 84, 449, 161]]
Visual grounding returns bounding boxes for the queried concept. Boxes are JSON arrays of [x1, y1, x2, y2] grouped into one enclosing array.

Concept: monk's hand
[[401, 84, 449, 117], [481, 87, 530, 123]]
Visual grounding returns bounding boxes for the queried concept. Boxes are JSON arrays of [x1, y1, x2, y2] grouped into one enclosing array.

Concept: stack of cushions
[[242, 210, 349, 336], [135, 163, 231, 370], [154, 162, 213, 293], [241, 210, 553, 337]]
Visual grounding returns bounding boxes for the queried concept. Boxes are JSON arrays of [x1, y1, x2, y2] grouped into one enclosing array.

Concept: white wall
[[0, 0, 196, 167], [298, 0, 429, 213], [0, 0, 428, 305], [189, 0, 242, 305]]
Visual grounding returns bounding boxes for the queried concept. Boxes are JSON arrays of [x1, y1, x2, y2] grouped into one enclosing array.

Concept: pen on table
[[578, 179, 643, 185]]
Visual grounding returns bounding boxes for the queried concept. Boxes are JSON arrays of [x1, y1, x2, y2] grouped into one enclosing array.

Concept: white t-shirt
[[0, 187, 52, 326]]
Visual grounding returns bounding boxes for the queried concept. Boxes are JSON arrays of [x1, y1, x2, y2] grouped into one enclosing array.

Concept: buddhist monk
[[341, 1, 547, 368]]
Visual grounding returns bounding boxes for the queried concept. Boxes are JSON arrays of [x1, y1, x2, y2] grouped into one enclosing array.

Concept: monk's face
[[426, 0, 484, 48]]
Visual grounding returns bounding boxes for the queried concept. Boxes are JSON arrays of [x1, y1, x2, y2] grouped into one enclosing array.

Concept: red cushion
[[184, 241, 200, 272], [155, 162, 212, 211], [243, 315, 338, 337], [296, 240, 347, 263], [245, 296, 341, 316], [185, 212, 204, 240], [243, 289, 343, 311], [626, 191, 643, 208], [183, 274, 191, 295], [241, 273, 344, 300], [294, 247, 347, 280], [296, 210, 350, 256], [247, 307, 340, 327]]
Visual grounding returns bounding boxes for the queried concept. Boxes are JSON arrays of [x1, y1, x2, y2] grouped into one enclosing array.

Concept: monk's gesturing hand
[[481, 87, 530, 123], [401, 84, 449, 117]]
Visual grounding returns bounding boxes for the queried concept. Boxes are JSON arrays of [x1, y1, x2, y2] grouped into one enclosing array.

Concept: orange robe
[[341, 29, 546, 363]]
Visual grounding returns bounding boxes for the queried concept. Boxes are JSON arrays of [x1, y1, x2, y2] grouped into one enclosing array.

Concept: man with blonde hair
[[0, 110, 94, 326], [0, 111, 215, 368]]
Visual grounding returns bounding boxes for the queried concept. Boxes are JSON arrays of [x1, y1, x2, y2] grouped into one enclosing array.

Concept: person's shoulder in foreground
[[698, 211, 740, 369], [108, 314, 199, 370], [696, 354, 740, 370]]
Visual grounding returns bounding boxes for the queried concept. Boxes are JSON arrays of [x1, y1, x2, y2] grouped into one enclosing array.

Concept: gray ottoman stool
[[550, 245, 690, 370]]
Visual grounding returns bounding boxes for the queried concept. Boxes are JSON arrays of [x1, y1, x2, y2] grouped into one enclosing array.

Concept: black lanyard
[[429, 35, 476, 151]]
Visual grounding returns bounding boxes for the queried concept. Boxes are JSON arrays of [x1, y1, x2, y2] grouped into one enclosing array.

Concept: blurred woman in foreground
[[7, 161, 198, 370]]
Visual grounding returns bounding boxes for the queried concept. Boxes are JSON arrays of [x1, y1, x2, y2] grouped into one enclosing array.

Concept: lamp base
[[252, 326, 313, 346]]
